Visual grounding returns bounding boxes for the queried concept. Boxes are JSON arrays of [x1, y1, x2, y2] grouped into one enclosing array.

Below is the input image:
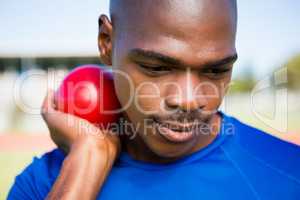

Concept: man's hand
[[41, 90, 121, 156], [41, 90, 121, 200]]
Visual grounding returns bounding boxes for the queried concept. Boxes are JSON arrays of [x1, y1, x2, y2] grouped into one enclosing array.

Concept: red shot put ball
[[55, 64, 121, 127]]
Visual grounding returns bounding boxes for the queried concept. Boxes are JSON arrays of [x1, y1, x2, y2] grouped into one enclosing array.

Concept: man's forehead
[[111, 0, 237, 39], [110, 0, 237, 67]]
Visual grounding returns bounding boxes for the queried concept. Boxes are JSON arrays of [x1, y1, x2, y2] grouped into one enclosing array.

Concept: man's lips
[[153, 118, 203, 132], [152, 118, 204, 143]]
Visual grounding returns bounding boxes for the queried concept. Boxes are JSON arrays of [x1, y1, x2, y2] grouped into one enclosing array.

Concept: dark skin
[[106, 0, 237, 161], [43, 0, 237, 199]]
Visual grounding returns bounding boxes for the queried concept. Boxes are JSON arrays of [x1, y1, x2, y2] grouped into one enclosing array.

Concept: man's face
[[100, 0, 237, 158]]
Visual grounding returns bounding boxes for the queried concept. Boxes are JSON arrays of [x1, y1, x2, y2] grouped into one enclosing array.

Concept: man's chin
[[146, 134, 199, 161]]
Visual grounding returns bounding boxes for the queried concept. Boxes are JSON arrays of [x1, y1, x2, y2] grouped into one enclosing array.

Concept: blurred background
[[0, 0, 299, 198]]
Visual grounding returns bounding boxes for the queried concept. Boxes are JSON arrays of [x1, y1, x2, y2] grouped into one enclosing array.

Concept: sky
[[0, 0, 299, 78]]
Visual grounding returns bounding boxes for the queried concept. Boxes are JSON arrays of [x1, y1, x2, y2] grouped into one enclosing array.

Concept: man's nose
[[164, 70, 207, 112]]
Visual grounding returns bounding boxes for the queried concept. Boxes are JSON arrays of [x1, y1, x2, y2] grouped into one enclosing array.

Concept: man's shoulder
[[223, 114, 300, 182], [25, 149, 65, 176], [227, 114, 300, 155], [7, 149, 65, 200]]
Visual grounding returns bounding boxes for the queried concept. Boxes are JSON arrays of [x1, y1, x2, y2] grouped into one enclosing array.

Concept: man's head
[[98, 0, 238, 160]]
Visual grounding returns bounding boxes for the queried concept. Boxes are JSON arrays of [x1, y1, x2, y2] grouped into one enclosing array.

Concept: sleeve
[[7, 162, 44, 200], [7, 149, 65, 200]]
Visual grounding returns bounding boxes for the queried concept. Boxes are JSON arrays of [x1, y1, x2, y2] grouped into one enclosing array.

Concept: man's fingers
[[40, 89, 121, 150], [41, 89, 56, 115]]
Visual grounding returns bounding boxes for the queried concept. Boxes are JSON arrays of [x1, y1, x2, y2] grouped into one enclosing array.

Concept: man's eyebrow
[[128, 48, 238, 67], [128, 49, 182, 65], [203, 54, 238, 68]]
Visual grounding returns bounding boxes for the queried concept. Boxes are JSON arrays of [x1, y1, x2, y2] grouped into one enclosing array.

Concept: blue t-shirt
[[8, 113, 300, 199]]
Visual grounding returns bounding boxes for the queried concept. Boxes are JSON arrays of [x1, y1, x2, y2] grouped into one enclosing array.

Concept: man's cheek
[[134, 81, 161, 115], [113, 69, 136, 112]]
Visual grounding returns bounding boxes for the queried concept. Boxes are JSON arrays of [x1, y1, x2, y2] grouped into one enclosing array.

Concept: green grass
[[0, 152, 42, 200]]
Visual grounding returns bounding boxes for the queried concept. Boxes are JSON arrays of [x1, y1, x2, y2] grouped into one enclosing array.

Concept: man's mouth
[[153, 118, 203, 143]]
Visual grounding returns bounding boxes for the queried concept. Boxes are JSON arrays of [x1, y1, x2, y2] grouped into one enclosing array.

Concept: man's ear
[[98, 15, 113, 65]]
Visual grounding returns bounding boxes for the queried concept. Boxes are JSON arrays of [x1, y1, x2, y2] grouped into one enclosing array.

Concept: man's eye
[[139, 64, 172, 75], [201, 68, 232, 79]]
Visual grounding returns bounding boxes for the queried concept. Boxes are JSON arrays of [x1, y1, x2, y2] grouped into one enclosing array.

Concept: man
[[8, 0, 300, 199]]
